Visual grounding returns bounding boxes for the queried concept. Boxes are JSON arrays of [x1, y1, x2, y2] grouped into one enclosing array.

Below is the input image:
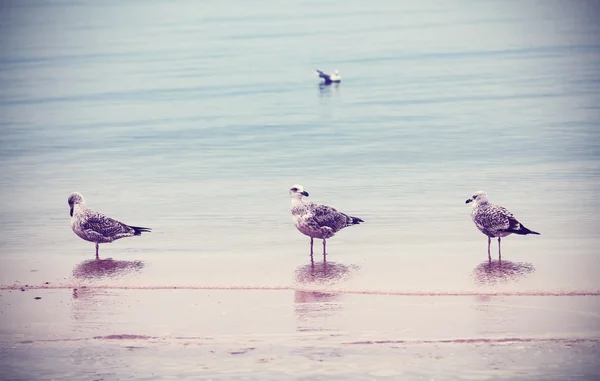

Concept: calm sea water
[[1, 0, 599, 379]]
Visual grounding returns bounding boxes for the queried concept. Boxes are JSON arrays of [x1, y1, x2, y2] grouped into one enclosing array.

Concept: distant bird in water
[[315, 69, 341, 85], [466, 190, 539, 261], [68, 192, 151, 259], [289, 184, 363, 257]]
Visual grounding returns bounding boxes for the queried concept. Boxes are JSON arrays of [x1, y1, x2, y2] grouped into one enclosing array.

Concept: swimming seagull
[[315, 69, 341, 85], [68, 192, 151, 259], [466, 190, 540, 261], [289, 184, 363, 257]]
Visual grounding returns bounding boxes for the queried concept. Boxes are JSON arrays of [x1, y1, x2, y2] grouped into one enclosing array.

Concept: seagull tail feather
[[348, 215, 364, 225], [505, 224, 540, 235], [129, 225, 152, 235]]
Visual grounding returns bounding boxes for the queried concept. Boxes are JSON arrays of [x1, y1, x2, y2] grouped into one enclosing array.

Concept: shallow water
[[1, 0, 599, 379]]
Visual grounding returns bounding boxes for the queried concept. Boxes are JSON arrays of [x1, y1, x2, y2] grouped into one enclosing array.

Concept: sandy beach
[[2, 0, 600, 379], [2, 288, 599, 380], [2, 252, 599, 380]]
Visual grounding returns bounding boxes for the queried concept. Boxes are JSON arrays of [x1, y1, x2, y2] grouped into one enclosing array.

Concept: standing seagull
[[289, 184, 363, 257], [315, 69, 341, 85], [68, 192, 151, 259], [466, 190, 539, 261]]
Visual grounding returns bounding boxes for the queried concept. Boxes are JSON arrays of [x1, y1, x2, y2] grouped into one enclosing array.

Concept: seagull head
[[290, 184, 309, 199], [68, 192, 85, 216], [465, 190, 488, 205], [333, 69, 339, 75]]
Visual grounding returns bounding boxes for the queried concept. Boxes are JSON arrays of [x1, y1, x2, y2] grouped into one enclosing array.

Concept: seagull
[[289, 184, 363, 257], [466, 190, 540, 261], [315, 69, 341, 85], [68, 192, 151, 259]]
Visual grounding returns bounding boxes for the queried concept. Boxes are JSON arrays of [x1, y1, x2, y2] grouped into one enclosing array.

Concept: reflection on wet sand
[[71, 259, 144, 322], [295, 261, 359, 286], [473, 260, 535, 286], [72, 258, 144, 280], [294, 289, 341, 332], [294, 261, 359, 332], [71, 286, 119, 322]]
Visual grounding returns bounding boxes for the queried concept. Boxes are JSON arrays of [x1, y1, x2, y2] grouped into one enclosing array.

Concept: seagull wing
[[478, 204, 513, 233], [82, 212, 135, 239], [315, 69, 331, 81], [307, 203, 353, 233]]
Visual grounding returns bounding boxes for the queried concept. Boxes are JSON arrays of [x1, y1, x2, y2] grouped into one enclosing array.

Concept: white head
[[465, 190, 488, 206], [289, 184, 309, 199], [68, 192, 85, 216], [333, 69, 339, 75]]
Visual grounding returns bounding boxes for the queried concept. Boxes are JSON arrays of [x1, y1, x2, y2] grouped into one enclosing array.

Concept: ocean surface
[[1, 0, 599, 380]]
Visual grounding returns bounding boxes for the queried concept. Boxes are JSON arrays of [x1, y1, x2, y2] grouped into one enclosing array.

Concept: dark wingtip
[[504, 226, 540, 236], [351, 216, 364, 224], [522, 225, 540, 235], [129, 225, 152, 235]]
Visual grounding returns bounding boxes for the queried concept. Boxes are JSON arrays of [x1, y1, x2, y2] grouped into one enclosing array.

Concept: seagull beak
[[69, 205, 74, 217], [465, 198, 473, 204], [301, 191, 309, 197]]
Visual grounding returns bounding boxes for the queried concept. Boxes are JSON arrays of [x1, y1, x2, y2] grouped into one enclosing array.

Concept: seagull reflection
[[295, 260, 359, 285], [294, 261, 359, 332], [472, 259, 535, 285], [71, 286, 119, 321], [294, 288, 341, 331], [318, 82, 340, 97], [72, 258, 144, 280]]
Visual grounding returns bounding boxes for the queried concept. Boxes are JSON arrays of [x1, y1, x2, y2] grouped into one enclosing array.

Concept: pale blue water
[[1, 1, 600, 380]]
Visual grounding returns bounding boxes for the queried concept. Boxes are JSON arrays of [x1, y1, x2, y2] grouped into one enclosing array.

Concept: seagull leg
[[487, 237, 491, 262], [323, 239, 327, 256], [310, 237, 314, 256], [498, 237, 502, 262], [95, 243, 99, 260]]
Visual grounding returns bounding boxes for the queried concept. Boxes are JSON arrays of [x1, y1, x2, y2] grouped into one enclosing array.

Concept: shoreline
[[4, 283, 600, 296]]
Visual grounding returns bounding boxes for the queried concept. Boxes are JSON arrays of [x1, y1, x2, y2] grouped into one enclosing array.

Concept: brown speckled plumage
[[289, 184, 363, 255], [68, 192, 151, 258]]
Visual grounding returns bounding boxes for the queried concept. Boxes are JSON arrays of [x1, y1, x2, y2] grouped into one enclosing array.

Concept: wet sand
[[1, 0, 600, 379], [1, 254, 599, 380], [1, 288, 599, 380]]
